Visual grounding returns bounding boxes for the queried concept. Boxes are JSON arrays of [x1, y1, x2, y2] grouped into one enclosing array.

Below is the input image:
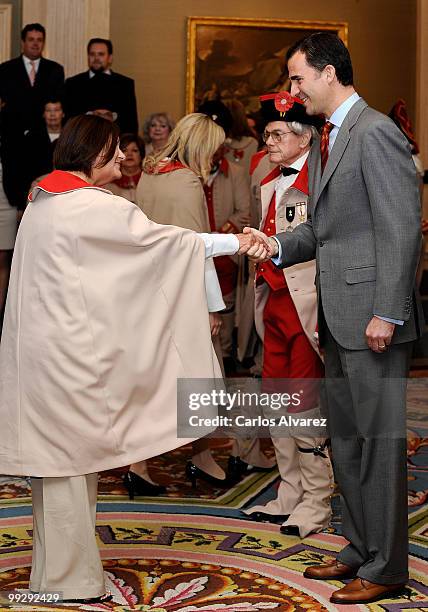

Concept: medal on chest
[[296, 202, 306, 222], [286, 205, 295, 232]]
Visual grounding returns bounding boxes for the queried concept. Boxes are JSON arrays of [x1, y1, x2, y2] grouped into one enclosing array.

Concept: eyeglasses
[[262, 130, 293, 143]]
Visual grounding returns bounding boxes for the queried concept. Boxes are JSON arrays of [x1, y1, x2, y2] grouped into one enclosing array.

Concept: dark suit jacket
[[0, 55, 64, 133], [64, 70, 138, 134], [21, 126, 59, 199], [0, 55, 64, 208]]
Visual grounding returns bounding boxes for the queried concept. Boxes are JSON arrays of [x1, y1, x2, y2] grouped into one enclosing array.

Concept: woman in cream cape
[[0, 115, 265, 603]]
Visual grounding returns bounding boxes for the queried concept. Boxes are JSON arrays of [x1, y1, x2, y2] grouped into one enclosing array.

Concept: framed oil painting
[[186, 17, 348, 114]]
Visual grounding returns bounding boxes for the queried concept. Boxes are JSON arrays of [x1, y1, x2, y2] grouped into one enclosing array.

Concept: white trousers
[[30, 474, 105, 599]]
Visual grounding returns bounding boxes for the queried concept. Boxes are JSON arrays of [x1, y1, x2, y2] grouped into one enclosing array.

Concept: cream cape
[[0, 171, 222, 477]]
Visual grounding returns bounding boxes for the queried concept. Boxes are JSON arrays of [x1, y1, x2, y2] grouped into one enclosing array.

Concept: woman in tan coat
[[0, 115, 266, 604], [135, 113, 232, 488]]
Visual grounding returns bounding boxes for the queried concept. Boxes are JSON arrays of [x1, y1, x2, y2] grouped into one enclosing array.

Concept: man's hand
[[235, 231, 268, 259], [242, 227, 277, 262], [365, 316, 395, 353], [209, 312, 222, 337]]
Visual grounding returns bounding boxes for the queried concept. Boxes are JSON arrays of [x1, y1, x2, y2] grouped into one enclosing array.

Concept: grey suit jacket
[[275, 98, 422, 350]]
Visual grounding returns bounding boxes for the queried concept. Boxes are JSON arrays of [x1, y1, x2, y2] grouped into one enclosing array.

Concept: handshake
[[235, 227, 278, 262]]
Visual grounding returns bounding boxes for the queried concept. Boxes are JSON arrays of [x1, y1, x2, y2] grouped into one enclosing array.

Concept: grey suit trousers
[[323, 325, 411, 585]]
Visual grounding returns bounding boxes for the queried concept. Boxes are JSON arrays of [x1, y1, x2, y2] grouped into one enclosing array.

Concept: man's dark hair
[[286, 32, 353, 86], [21, 23, 46, 41], [54, 115, 119, 177], [87, 38, 113, 55]]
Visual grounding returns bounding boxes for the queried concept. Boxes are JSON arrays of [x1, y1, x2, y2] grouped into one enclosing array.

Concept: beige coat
[[250, 152, 276, 228], [136, 167, 210, 233], [210, 161, 250, 234], [255, 162, 319, 355], [0, 171, 222, 477], [103, 182, 137, 203], [209, 160, 250, 271], [224, 136, 258, 178], [136, 165, 225, 366]]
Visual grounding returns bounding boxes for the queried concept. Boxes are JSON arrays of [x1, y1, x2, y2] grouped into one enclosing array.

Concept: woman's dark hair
[[119, 133, 145, 158], [54, 115, 120, 177], [286, 32, 353, 86], [224, 99, 254, 140]]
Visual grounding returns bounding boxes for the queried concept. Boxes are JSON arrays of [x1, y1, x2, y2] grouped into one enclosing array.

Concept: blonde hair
[[143, 113, 225, 182], [142, 112, 175, 143]]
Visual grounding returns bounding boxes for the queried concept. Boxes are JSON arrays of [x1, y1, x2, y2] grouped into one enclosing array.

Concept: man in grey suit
[[245, 32, 422, 605]]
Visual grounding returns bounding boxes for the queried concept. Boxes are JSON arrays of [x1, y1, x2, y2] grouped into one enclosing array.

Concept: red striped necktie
[[320, 121, 334, 172]]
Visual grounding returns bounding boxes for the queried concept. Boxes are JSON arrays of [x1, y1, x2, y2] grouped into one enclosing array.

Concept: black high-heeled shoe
[[227, 455, 275, 482], [185, 461, 231, 489], [123, 471, 166, 500]]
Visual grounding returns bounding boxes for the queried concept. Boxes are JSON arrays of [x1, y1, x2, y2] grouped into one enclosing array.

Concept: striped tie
[[29, 61, 36, 86], [320, 121, 334, 172]]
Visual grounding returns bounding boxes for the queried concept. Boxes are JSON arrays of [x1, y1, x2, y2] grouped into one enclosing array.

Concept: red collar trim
[[261, 165, 281, 186], [250, 149, 268, 176], [260, 160, 309, 195], [152, 160, 187, 174], [292, 161, 309, 195], [37, 170, 92, 192], [114, 170, 142, 189], [29, 170, 97, 201]]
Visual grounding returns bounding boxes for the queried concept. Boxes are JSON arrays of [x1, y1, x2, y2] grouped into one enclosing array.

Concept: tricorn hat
[[259, 91, 323, 129]]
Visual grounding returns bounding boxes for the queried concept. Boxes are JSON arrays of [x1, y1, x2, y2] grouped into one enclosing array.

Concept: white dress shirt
[[327, 91, 360, 152], [89, 69, 112, 78], [198, 233, 239, 312], [274, 150, 309, 203], [22, 55, 40, 78]]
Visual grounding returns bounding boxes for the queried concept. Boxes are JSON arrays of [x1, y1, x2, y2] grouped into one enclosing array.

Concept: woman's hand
[[209, 312, 222, 337]]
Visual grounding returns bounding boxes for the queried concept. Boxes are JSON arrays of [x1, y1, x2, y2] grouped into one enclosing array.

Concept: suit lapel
[[17, 57, 32, 89], [317, 128, 351, 197], [314, 98, 368, 207], [308, 142, 321, 206], [35, 58, 51, 88]]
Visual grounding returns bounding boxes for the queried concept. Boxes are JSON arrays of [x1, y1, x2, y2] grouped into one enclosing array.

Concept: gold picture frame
[[186, 16, 348, 114]]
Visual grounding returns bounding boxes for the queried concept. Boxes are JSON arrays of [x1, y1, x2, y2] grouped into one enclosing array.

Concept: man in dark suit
[[0, 23, 64, 209], [64, 38, 138, 134], [245, 32, 422, 605]]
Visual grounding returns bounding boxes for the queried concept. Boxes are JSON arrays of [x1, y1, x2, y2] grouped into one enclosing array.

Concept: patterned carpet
[[0, 422, 427, 612]]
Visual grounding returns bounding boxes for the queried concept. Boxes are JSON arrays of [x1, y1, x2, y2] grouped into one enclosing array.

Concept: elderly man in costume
[[243, 92, 333, 538]]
